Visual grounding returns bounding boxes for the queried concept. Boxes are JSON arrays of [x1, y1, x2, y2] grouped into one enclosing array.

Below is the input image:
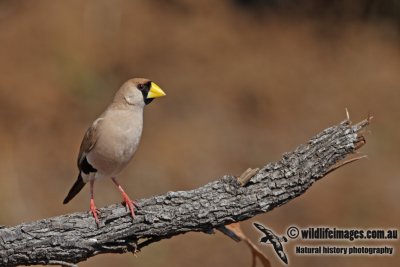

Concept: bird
[[253, 222, 289, 264], [63, 78, 166, 225]]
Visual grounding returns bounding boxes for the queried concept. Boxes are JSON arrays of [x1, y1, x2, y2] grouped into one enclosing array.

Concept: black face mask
[[138, 81, 154, 105]]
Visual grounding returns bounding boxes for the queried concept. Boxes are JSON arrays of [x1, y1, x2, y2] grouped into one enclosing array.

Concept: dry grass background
[[0, 0, 399, 266]]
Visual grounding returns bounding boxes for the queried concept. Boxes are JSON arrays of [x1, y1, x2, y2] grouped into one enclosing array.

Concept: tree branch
[[0, 117, 371, 266]]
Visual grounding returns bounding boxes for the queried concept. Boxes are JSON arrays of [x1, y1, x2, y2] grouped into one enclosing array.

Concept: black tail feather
[[63, 174, 86, 204]]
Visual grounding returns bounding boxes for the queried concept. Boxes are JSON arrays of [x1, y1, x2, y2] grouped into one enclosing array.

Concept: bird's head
[[115, 78, 166, 107]]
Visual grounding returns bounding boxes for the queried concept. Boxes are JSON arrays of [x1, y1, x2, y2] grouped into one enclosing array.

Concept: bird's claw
[[121, 194, 138, 219], [132, 199, 140, 209], [125, 201, 135, 218], [90, 199, 100, 226]]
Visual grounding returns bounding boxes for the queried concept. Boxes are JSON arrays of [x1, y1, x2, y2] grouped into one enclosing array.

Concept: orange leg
[[111, 177, 138, 219], [89, 180, 100, 226]]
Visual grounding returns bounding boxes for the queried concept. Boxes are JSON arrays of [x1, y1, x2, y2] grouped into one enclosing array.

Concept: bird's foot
[[121, 191, 138, 219], [111, 177, 139, 219], [90, 199, 100, 226]]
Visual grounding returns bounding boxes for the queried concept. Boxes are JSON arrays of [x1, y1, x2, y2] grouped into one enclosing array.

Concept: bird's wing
[[77, 117, 103, 171]]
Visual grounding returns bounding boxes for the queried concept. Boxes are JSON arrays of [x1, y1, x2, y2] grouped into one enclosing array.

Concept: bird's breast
[[88, 109, 143, 176]]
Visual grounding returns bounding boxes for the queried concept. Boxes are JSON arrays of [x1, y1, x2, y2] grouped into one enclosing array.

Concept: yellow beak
[[147, 82, 166, 99]]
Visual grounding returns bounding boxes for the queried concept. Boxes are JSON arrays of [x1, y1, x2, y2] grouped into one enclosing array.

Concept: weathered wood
[[0, 117, 370, 266]]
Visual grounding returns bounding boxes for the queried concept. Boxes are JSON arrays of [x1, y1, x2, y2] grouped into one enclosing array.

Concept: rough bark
[[0, 117, 370, 266]]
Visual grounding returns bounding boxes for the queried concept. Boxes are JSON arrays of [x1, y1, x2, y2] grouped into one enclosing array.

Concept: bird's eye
[[137, 84, 144, 90]]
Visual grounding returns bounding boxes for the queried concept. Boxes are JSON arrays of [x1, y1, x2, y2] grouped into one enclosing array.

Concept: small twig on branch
[[238, 168, 260, 186], [325, 155, 368, 176], [48, 261, 78, 267], [0, 116, 371, 266]]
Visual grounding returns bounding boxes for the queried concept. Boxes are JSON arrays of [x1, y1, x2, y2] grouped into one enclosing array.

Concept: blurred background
[[0, 0, 399, 266]]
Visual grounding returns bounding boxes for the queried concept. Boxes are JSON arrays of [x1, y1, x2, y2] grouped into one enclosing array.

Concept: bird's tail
[[63, 173, 86, 204]]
